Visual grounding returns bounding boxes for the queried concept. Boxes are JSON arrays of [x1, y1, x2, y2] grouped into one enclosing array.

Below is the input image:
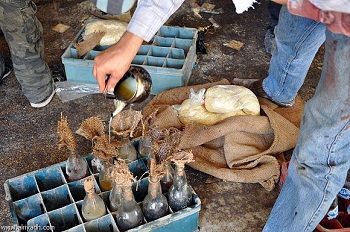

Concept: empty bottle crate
[[61, 20, 198, 95], [4, 155, 201, 232]]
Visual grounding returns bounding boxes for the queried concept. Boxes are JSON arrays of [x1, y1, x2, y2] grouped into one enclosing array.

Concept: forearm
[[127, 0, 185, 42]]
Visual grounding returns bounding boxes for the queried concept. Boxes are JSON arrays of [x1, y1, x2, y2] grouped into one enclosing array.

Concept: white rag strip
[[231, 0, 257, 13]]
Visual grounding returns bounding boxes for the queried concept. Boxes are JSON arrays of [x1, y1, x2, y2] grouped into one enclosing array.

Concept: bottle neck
[[148, 177, 161, 196], [111, 182, 122, 194], [69, 150, 78, 158], [121, 136, 130, 144], [173, 164, 187, 187], [122, 186, 135, 202]]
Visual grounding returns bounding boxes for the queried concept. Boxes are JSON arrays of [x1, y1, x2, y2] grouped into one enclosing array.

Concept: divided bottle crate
[[61, 20, 198, 95], [4, 155, 201, 232]]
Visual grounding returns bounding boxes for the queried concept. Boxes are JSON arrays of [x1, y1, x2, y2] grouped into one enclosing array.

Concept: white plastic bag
[[177, 88, 240, 126], [205, 85, 260, 116], [83, 20, 127, 46]]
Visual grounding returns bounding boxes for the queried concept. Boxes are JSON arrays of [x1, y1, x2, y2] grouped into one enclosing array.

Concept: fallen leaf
[[223, 40, 244, 50], [192, 7, 202, 18], [201, 3, 216, 10], [208, 17, 220, 28], [52, 23, 70, 33]]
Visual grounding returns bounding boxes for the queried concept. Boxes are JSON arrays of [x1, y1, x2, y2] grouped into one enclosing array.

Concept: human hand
[[92, 31, 144, 93]]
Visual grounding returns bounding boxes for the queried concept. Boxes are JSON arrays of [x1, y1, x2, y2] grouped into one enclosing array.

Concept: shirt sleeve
[[126, 0, 185, 42]]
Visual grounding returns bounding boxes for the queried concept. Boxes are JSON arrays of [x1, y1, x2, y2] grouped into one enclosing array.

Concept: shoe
[[264, 28, 277, 56], [249, 79, 295, 107], [0, 63, 12, 84], [30, 88, 56, 108]]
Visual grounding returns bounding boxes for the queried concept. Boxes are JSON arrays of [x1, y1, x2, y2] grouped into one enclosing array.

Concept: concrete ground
[[0, 0, 324, 231]]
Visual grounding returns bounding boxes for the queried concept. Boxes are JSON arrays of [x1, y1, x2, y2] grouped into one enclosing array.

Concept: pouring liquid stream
[[105, 66, 152, 144]]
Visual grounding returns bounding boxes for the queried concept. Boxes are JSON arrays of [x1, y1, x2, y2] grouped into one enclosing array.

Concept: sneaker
[[249, 79, 295, 107], [30, 88, 56, 108], [0, 64, 12, 84]]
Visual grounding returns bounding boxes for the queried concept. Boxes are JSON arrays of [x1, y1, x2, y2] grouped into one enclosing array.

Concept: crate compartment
[[128, 158, 148, 180], [60, 159, 92, 183], [158, 26, 179, 38], [173, 38, 193, 55], [169, 48, 185, 59], [136, 45, 151, 56], [166, 58, 185, 69], [83, 50, 101, 61], [27, 213, 54, 232], [132, 177, 149, 203], [5, 157, 201, 231], [13, 193, 45, 222], [144, 57, 166, 67], [35, 166, 65, 191], [153, 36, 174, 47], [5, 174, 38, 202], [65, 224, 86, 232], [178, 28, 197, 39], [68, 176, 100, 202], [148, 47, 171, 58], [61, 23, 197, 94], [84, 214, 118, 232], [48, 204, 82, 231], [131, 56, 146, 65], [41, 185, 72, 212]]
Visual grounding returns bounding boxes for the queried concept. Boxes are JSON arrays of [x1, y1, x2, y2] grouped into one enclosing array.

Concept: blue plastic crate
[[4, 153, 201, 232], [61, 20, 198, 95]]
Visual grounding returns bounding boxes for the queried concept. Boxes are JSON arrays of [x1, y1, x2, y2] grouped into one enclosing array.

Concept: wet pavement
[[0, 0, 323, 231]]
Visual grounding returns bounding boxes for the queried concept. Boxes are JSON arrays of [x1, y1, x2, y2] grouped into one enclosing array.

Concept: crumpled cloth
[[142, 79, 302, 191]]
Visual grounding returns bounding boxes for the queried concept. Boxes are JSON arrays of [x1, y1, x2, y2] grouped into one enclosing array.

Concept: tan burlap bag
[[142, 79, 302, 191]]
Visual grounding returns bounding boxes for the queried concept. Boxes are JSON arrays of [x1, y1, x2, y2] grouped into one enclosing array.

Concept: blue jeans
[[263, 6, 326, 103], [263, 8, 350, 232]]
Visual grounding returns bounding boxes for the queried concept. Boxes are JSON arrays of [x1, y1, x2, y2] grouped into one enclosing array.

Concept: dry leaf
[[223, 40, 245, 51], [201, 3, 216, 10], [52, 23, 70, 33]]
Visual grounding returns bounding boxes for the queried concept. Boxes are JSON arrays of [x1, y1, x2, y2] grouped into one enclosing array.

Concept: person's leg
[[0, 0, 54, 106], [262, 6, 326, 104], [263, 31, 350, 231], [264, 1, 281, 55]]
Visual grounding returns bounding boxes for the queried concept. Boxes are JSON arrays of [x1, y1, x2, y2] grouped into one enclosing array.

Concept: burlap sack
[[143, 79, 301, 191]]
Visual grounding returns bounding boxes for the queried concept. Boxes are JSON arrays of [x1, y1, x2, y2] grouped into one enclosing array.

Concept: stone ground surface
[[0, 0, 324, 231]]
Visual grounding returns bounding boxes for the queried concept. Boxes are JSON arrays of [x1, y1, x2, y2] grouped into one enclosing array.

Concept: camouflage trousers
[[0, 0, 53, 103]]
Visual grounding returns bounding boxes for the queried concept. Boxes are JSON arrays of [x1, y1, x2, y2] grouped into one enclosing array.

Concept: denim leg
[[263, 6, 326, 103], [267, 1, 281, 30], [263, 31, 350, 232]]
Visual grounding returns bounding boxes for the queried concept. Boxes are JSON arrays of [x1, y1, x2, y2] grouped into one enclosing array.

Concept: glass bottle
[[138, 136, 152, 159], [142, 177, 169, 221], [118, 136, 137, 163], [109, 181, 123, 212], [66, 151, 89, 182], [98, 160, 113, 192], [160, 161, 174, 193], [138, 136, 154, 169], [168, 163, 192, 212], [82, 178, 107, 222], [91, 156, 104, 174], [115, 186, 144, 231]]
